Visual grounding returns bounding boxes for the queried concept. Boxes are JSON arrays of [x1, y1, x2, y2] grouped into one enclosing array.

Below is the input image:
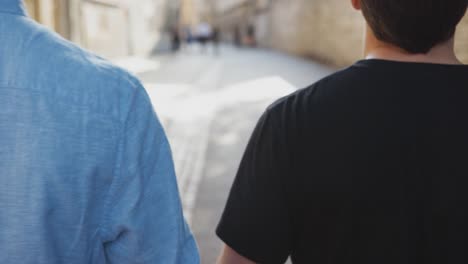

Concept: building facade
[[24, 0, 174, 58], [210, 0, 468, 66], [25, 0, 71, 38], [455, 15, 468, 63], [263, 0, 363, 66]]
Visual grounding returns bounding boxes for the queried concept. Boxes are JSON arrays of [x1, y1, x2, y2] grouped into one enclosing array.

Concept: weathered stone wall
[[266, 0, 362, 66], [25, 0, 171, 58], [263, 0, 468, 66], [80, 2, 130, 58], [127, 0, 170, 56], [78, 0, 171, 58], [455, 15, 468, 63], [25, 0, 64, 33]]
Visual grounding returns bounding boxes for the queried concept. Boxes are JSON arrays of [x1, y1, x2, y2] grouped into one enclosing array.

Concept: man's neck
[[364, 26, 462, 65]]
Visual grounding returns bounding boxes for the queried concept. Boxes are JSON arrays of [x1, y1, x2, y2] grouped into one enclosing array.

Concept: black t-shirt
[[216, 59, 468, 264]]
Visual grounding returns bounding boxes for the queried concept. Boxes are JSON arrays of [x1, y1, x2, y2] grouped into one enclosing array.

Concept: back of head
[[360, 0, 468, 53]]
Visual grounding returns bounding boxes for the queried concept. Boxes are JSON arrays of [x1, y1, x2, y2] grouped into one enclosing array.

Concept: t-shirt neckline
[[356, 58, 467, 68]]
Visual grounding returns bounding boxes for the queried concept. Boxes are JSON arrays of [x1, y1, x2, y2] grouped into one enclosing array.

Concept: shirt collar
[[0, 0, 27, 16]]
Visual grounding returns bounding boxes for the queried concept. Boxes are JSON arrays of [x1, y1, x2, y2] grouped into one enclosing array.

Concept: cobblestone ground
[[117, 44, 333, 263]]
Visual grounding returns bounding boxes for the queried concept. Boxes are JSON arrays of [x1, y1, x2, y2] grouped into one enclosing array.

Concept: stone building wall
[[77, 0, 172, 58], [24, 0, 69, 35], [265, 0, 468, 66], [127, 0, 170, 56], [79, 1, 130, 58], [25, 0, 171, 58], [455, 15, 468, 63]]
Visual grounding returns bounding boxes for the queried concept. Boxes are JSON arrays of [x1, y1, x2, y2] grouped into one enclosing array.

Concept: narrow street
[[16, 0, 468, 262], [119, 45, 333, 263]]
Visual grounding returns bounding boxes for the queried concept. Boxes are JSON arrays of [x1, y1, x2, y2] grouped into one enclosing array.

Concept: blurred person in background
[[233, 26, 242, 47], [0, 0, 199, 263], [196, 22, 212, 53], [171, 25, 181, 53], [183, 26, 194, 51], [212, 26, 221, 56], [216, 0, 468, 263], [245, 25, 256, 47]]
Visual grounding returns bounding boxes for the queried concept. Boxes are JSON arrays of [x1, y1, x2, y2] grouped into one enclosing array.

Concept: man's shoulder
[[267, 65, 363, 116], [30, 25, 140, 93], [14, 18, 143, 119]]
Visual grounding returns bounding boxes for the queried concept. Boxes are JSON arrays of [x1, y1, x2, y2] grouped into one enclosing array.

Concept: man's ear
[[351, 0, 361, 10]]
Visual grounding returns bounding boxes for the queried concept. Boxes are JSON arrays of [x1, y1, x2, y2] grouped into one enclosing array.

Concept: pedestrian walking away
[[233, 26, 242, 47], [212, 27, 221, 55], [196, 22, 213, 53], [216, 0, 468, 263], [0, 0, 200, 263], [171, 25, 182, 52]]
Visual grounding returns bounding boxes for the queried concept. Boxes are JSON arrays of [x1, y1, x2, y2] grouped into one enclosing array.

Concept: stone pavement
[[116, 45, 333, 263]]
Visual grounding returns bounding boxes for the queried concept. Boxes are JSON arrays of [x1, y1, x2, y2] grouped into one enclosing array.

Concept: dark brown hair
[[360, 0, 467, 53]]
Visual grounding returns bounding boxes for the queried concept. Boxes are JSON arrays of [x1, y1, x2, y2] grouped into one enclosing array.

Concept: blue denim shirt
[[0, 1, 199, 263]]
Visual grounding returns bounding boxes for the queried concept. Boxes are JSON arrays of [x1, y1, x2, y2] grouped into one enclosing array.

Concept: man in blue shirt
[[0, 0, 199, 263]]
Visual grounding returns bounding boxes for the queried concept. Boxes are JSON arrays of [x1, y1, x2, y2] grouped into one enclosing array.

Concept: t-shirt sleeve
[[216, 108, 293, 264], [101, 84, 199, 264]]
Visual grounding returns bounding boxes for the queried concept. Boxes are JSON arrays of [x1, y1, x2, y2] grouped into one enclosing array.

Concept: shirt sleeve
[[216, 108, 293, 264], [101, 84, 200, 264]]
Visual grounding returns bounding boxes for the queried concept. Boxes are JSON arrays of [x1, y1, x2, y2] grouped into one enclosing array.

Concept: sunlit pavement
[[116, 45, 333, 263]]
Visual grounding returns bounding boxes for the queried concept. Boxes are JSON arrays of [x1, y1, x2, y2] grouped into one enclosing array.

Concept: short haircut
[[360, 0, 468, 53]]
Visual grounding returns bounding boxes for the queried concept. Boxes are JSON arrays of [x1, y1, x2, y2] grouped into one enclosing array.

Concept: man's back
[[0, 2, 198, 263], [217, 59, 468, 263]]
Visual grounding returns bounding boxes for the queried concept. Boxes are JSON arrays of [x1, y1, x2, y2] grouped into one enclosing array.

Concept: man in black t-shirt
[[216, 0, 468, 263]]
